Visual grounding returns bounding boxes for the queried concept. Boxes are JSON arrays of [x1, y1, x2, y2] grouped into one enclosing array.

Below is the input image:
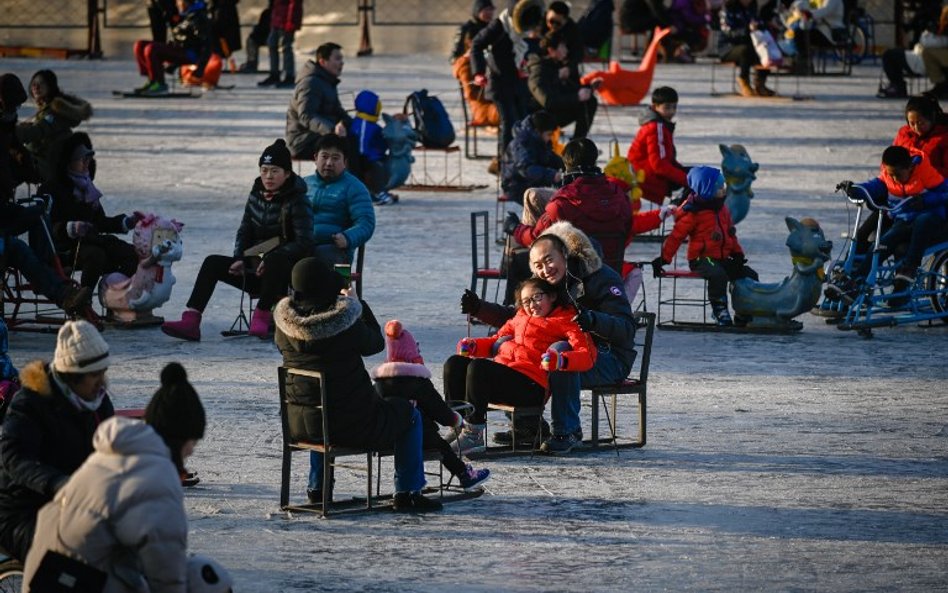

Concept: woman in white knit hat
[[0, 319, 115, 563]]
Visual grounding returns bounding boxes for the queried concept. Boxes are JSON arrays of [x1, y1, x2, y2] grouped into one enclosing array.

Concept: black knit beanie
[[145, 363, 206, 470], [259, 138, 293, 171], [291, 257, 346, 311]]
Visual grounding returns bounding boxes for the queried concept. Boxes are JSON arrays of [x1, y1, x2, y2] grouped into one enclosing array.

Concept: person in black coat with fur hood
[[274, 258, 442, 512], [162, 139, 314, 342], [0, 320, 115, 562]]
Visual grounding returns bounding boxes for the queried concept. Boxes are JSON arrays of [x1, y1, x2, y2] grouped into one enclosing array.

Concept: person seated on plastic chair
[[444, 277, 596, 456], [162, 139, 314, 341], [827, 145, 948, 306], [133, 0, 212, 95]]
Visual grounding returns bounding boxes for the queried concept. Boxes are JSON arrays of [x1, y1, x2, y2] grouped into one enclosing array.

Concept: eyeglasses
[[520, 292, 546, 307]]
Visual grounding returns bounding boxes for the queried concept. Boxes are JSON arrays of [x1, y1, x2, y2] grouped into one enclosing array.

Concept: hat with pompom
[[384, 320, 424, 364], [186, 554, 233, 593], [370, 320, 430, 380], [145, 362, 206, 446]]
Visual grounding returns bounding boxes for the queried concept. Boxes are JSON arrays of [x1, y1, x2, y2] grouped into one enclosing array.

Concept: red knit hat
[[384, 320, 424, 364]]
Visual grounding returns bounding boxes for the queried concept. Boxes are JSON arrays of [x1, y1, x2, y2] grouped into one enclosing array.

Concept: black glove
[[835, 180, 860, 200], [460, 289, 481, 315], [651, 256, 667, 278], [503, 212, 520, 236], [573, 309, 595, 332], [728, 253, 748, 266]]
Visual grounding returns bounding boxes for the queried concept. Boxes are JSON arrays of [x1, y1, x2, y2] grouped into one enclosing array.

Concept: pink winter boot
[[161, 310, 202, 341], [248, 307, 273, 339]]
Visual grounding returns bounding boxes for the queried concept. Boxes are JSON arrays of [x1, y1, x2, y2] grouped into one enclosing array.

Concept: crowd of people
[[3, 0, 948, 588]]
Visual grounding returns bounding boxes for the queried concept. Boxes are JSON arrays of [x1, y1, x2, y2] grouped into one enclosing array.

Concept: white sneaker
[[454, 423, 486, 456]]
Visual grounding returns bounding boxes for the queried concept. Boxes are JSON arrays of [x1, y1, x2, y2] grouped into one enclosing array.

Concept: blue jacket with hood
[[350, 90, 387, 163]]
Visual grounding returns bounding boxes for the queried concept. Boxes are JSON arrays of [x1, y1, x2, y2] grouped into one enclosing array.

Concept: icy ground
[[3, 54, 948, 592]]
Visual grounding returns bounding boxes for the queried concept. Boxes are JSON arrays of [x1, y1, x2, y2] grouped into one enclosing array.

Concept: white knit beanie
[[53, 320, 111, 374]]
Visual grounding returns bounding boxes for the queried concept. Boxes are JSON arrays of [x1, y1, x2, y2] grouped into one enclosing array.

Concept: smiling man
[[286, 42, 351, 161]]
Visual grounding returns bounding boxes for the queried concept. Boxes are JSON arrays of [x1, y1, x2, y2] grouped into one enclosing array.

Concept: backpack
[[404, 89, 455, 149]]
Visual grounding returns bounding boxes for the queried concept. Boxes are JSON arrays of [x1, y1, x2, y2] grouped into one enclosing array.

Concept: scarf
[[51, 368, 107, 412], [68, 171, 103, 205], [499, 9, 529, 75]]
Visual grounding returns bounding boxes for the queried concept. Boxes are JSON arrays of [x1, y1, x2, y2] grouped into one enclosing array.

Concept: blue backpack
[[404, 89, 455, 149]]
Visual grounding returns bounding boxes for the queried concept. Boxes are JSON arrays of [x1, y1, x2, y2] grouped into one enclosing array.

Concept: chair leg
[[280, 445, 291, 510], [637, 392, 647, 447], [365, 452, 373, 511], [322, 452, 332, 518], [590, 393, 600, 447]]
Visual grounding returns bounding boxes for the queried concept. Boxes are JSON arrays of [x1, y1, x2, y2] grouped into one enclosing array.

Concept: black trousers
[[548, 97, 598, 140], [720, 44, 759, 80], [68, 235, 138, 289], [0, 510, 35, 563], [442, 355, 545, 425], [186, 251, 294, 312], [374, 376, 467, 477], [689, 256, 759, 308]]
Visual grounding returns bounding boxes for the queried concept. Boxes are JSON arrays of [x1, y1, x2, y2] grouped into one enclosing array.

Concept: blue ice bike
[[0, 547, 23, 592], [816, 184, 948, 337]]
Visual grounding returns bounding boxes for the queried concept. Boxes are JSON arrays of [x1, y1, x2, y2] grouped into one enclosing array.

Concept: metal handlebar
[[836, 183, 897, 212]]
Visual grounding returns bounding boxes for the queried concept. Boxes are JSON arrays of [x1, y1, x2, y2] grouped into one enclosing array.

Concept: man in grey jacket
[[285, 42, 351, 160]]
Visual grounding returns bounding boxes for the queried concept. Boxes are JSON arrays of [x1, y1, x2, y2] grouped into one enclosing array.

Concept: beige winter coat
[[23, 416, 188, 593]]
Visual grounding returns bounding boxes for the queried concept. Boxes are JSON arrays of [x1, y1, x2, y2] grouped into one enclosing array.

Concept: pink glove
[[457, 338, 477, 357], [66, 221, 94, 239], [473, 74, 488, 88], [540, 349, 567, 371]]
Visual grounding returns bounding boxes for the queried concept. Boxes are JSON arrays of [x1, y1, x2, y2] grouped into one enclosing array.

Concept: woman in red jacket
[[444, 277, 595, 455], [654, 166, 758, 326]]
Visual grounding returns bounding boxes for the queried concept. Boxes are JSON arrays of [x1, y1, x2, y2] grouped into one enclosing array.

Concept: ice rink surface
[[3, 54, 947, 591]]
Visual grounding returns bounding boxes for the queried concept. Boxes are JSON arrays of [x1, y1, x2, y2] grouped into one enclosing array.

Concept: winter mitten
[[540, 349, 568, 371], [460, 289, 481, 315], [650, 256, 667, 278], [457, 338, 477, 357], [502, 212, 521, 236]]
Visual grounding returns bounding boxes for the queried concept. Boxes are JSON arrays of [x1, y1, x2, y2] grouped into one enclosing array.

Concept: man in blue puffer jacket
[[303, 134, 376, 265]]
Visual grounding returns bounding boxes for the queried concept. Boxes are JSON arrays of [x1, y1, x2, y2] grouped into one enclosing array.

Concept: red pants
[[133, 40, 193, 84]]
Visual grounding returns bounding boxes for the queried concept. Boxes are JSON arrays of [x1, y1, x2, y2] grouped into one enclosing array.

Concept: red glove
[[473, 74, 488, 88]]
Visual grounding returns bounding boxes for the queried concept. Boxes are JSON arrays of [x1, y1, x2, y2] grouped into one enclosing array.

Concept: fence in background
[[0, 0, 923, 58]]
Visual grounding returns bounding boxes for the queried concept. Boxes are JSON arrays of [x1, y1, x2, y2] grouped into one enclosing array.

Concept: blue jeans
[[548, 347, 631, 436], [267, 29, 296, 80], [3, 236, 66, 303], [309, 408, 426, 493]]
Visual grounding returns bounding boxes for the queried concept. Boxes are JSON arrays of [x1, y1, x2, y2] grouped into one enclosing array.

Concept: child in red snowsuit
[[443, 277, 596, 455], [627, 86, 688, 205], [653, 165, 758, 326]]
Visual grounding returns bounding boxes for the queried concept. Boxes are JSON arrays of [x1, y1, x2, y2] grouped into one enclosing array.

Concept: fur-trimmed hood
[[540, 221, 603, 277], [273, 296, 362, 342], [370, 361, 432, 380], [511, 0, 544, 34], [48, 93, 93, 126], [18, 360, 53, 396]]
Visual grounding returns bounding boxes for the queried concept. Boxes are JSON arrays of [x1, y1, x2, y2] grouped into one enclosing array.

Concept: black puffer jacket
[[0, 361, 114, 525], [233, 173, 314, 260], [274, 297, 413, 449], [476, 221, 637, 373], [41, 132, 129, 254], [527, 53, 583, 113], [285, 61, 352, 159]]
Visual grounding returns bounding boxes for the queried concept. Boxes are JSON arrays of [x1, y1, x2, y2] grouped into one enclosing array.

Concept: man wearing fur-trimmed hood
[[459, 221, 636, 454]]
